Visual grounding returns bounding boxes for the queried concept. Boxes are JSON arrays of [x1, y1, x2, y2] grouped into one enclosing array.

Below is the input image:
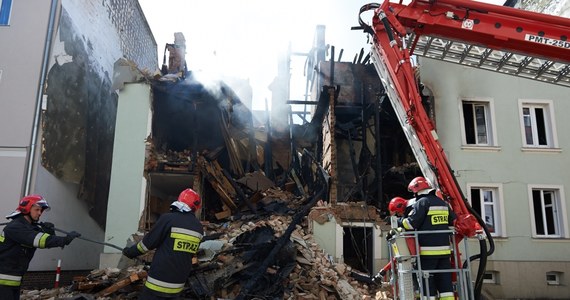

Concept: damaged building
[[0, 0, 157, 276], [90, 25, 427, 298], [1, 0, 430, 296], [4, 0, 569, 298]]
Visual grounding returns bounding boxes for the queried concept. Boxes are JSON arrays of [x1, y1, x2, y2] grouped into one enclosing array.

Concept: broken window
[[468, 184, 504, 237], [461, 99, 495, 146], [530, 186, 565, 238], [342, 225, 374, 274]]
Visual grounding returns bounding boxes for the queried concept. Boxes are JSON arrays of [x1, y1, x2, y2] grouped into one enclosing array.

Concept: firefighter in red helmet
[[0, 195, 80, 299], [388, 196, 409, 217], [122, 188, 204, 300], [400, 176, 456, 300], [372, 196, 416, 283]]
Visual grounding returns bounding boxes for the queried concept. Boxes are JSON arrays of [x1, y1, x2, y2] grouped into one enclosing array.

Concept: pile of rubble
[[21, 208, 392, 299]]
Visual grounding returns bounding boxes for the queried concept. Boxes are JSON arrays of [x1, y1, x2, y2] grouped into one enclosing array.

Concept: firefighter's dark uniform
[[124, 211, 203, 299], [400, 190, 456, 300], [0, 216, 70, 300]]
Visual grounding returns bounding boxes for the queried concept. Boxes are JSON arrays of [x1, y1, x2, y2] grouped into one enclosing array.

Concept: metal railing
[[407, 35, 570, 88], [387, 229, 475, 300]]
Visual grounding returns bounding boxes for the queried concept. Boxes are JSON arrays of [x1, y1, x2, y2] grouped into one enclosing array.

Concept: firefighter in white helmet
[[122, 188, 204, 299], [0, 195, 80, 299]]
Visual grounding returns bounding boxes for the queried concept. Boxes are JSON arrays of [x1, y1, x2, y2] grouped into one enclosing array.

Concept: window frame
[[546, 272, 562, 286], [459, 97, 498, 147], [518, 99, 558, 149], [0, 0, 13, 26], [483, 271, 499, 284], [527, 185, 568, 239], [466, 183, 506, 237]]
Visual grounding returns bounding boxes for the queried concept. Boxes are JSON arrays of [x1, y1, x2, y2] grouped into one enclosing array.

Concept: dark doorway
[[342, 225, 374, 275]]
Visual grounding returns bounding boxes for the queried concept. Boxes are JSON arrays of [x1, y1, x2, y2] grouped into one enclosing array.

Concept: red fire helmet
[[388, 197, 408, 216], [178, 188, 201, 211], [6, 194, 50, 219], [408, 176, 432, 194]]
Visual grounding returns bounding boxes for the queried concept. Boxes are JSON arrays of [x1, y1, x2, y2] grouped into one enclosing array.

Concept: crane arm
[[359, 0, 570, 240]]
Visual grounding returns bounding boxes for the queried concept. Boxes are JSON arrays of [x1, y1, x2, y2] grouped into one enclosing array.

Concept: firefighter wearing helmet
[[122, 188, 204, 300], [398, 177, 456, 300], [373, 196, 417, 284], [388, 196, 409, 217], [0, 195, 80, 299]]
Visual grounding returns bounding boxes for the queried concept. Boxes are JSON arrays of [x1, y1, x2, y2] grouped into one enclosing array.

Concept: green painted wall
[[420, 58, 570, 263]]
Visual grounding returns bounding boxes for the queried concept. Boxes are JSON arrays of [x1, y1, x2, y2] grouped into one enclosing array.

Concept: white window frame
[[518, 99, 558, 149], [546, 272, 562, 285], [483, 271, 499, 284], [528, 185, 568, 238], [459, 98, 498, 147], [466, 183, 506, 237], [0, 0, 13, 26]]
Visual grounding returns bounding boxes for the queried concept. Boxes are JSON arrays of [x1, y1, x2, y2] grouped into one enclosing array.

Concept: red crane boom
[[359, 2, 570, 297]]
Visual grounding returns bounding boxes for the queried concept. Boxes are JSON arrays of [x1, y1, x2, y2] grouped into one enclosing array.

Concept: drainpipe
[[24, 0, 60, 195]]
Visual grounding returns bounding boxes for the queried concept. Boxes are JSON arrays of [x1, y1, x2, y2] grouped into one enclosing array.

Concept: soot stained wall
[[43, 9, 117, 228]]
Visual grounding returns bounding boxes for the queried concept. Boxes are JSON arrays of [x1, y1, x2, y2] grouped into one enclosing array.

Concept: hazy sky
[[138, 0, 504, 110]]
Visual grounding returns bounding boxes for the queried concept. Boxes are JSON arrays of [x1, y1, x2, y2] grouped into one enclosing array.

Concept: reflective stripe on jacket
[[400, 191, 456, 256], [0, 216, 70, 284], [144, 275, 185, 294], [0, 273, 22, 287], [124, 211, 203, 295]]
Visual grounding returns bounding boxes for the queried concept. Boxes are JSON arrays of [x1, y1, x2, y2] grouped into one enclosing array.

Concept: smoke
[[139, 0, 374, 112]]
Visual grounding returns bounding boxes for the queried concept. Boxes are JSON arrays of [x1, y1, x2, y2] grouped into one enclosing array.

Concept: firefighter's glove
[[372, 269, 386, 284], [122, 246, 139, 259], [385, 227, 403, 240], [39, 222, 55, 235], [64, 231, 81, 245]]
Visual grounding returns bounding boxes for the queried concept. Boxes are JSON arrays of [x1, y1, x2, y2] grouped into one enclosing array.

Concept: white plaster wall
[[57, 0, 123, 77], [312, 217, 387, 273], [1, 0, 156, 272], [312, 219, 338, 258], [104, 83, 152, 256], [25, 0, 128, 271], [25, 123, 103, 271], [29, 166, 103, 271]]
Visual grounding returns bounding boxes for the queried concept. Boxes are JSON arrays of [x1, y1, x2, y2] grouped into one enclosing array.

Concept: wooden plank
[[96, 271, 147, 297], [197, 156, 237, 210]]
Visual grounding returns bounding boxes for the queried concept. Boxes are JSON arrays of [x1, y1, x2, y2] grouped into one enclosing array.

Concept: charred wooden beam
[[236, 160, 328, 300], [263, 98, 275, 181], [197, 156, 237, 211], [235, 187, 325, 300], [221, 168, 257, 214]]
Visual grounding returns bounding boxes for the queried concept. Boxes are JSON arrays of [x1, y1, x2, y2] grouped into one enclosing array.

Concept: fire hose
[[50, 226, 124, 251], [1, 221, 123, 251]]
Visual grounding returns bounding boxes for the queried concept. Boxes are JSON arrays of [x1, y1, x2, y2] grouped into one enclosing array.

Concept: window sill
[[521, 147, 562, 153], [531, 237, 570, 241], [461, 145, 501, 152]]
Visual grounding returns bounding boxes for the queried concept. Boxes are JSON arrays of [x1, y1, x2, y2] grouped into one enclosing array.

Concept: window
[[528, 185, 568, 238], [483, 271, 499, 284], [0, 0, 12, 25], [467, 184, 505, 237], [546, 272, 562, 285], [460, 99, 496, 146], [519, 100, 558, 148]]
